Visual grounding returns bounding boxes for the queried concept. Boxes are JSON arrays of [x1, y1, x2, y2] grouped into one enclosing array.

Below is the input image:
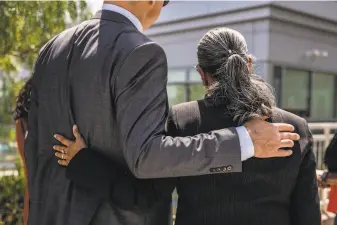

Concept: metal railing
[[308, 123, 337, 223], [309, 123, 337, 170]]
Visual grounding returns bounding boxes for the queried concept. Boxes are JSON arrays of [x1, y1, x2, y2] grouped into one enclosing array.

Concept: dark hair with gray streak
[[197, 27, 276, 125]]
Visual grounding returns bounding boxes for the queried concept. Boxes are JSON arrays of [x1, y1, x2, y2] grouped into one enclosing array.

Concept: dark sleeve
[[113, 42, 242, 179], [324, 133, 337, 172], [289, 119, 321, 225], [66, 148, 121, 192], [24, 68, 39, 196]]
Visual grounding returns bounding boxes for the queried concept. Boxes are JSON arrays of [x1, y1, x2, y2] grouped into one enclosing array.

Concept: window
[[189, 84, 205, 101], [275, 66, 337, 121], [167, 85, 186, 106], [168, 70, 187, 83], [311, 73, 335, 121], [188, 70, 205, 101], [167, 69, 204, 105], [167, 69, 188, 106], [189, 70, 201, 83], [273, 66, 282, 107], [335, 77, 337, 118], [281, 69, 310, 118]]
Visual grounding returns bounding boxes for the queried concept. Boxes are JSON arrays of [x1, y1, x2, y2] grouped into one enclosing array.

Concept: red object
[[328, 185, 337, 213]]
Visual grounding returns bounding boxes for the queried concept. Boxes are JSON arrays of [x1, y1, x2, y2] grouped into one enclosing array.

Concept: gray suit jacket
[[24, 10, 241, 225]]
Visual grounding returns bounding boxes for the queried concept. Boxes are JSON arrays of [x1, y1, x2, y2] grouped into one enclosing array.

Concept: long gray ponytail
[[197, 27, 276, 125]]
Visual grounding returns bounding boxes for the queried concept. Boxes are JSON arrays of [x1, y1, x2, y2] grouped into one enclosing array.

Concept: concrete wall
[[150, 20, 269, 66], [148, 3, 337, 82], [268, 20, 337, 74], [271, 1, 337, 22], [156, 1, 337, 24], [156, 1, 267, 24], [150, 19, 271, 80]]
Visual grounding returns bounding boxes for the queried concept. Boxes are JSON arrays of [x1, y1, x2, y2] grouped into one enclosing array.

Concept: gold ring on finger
[[61, 154, 64, 160]]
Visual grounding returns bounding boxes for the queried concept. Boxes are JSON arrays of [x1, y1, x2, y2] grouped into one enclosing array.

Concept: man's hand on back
[[244, 119, 300, 158]]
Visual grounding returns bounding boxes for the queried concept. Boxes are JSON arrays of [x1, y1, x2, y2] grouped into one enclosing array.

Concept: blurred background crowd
[[0, 1, 337, 225]]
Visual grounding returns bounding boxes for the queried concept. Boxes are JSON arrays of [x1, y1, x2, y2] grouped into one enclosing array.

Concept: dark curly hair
[[13, 77, 32, 121]]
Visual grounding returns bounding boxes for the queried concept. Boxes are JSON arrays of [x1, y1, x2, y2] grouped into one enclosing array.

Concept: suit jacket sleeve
[[289, 118, 320, 225], [66, 148, 120, 191], [113, 42, 242, 178]]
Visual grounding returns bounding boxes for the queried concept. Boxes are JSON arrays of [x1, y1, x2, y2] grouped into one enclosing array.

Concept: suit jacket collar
[[92, 10, 138, 30]]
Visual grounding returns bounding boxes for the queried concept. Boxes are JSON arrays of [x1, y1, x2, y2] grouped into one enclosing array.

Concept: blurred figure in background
[[324, 132, 337, 225], [13, 77, 32, 225]]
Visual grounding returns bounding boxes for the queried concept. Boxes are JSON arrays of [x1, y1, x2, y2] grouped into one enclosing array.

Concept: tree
[[0, 73, 24, 142], [0, 1, 92, 142], [0, 1, 92, 72]]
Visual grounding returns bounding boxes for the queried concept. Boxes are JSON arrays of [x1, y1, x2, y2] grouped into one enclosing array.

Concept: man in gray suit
[[25, 1, 300, 225]]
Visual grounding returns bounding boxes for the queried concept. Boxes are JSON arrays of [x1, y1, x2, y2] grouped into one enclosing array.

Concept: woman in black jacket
[[325, 132, 337, 172], [324, 132, 337, 225]]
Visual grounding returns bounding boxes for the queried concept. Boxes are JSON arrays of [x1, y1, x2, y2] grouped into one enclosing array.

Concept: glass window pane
[[167, 85, 186, 106], [172, 189, 178, 219], [189, 84, 205, 101], [311, 73, 335, 120], [168, 70, 187, 83], [281, 69, 309, 117], [334, 75, 337, 118], [273, 66, 282, 107], [189, 70, 202, 82]]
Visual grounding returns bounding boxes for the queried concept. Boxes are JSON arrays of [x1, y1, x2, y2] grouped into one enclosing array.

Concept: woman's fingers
[[54, 134, 73, 147], [73, 125, 81, 140], [58, 160, 69, 166], [73, 125, 87, 149], [53, 125, 86, 166], [53, 145, 66, 152], [55, 152, 70, 160]]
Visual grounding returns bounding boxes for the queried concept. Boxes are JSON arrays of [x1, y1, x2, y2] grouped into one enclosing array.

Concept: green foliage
[[0, 1, 92, 72], [0, 160, 25, 225], [189, 84, 205, 101], [168, 84, 205, 106], [0, 74, 25, 142]]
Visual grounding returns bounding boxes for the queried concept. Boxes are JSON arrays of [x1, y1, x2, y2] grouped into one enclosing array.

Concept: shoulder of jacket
[[272, 107, 306, 127], [171, 101, 201, 128]]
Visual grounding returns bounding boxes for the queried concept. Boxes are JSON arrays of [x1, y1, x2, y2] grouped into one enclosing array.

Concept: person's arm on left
[[24, 71, 39, 201], [15, 120, 29, 225], [289, 118, 320, 225]]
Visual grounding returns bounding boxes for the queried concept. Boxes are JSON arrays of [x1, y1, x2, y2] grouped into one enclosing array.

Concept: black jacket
[[25, 10, 243, 225], [167, 100, 320, 225], [324, 132, 337, 172]]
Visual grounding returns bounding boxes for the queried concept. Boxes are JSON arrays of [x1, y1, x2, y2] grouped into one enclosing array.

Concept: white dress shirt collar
[[102, 4, 143, 32]]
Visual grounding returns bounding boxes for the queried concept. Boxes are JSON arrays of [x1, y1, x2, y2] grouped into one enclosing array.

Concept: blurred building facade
[[146, 1, 337, 122]]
